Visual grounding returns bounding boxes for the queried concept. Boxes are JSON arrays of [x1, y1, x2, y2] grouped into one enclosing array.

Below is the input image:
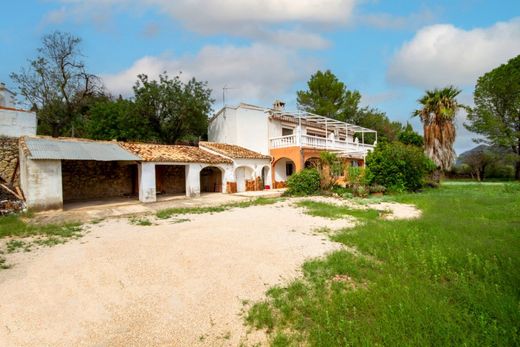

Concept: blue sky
[[1, 0, 519, 154]]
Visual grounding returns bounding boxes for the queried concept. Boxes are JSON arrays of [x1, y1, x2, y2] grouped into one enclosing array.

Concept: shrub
[[366, 142, 435, 192], [369, 184, 386, 194], [286, 168, 321, 196], [319, 152, 345, 190]]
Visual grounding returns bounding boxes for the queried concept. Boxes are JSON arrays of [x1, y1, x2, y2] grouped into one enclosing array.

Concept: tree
[[460, 146, 494, 181], [133, 73, 213, 144], [353, 107, 403, 144], [465, 55, 520, 180], [413, 86, 462, 176], [84, 97, 157, 142], [297, 70, 361, 122], [10, 31, 102, 137], [366, 142, 435, 192], [398, 123, 424, 147]]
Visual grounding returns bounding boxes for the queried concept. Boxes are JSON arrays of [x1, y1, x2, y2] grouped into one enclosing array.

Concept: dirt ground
[[0, 197, 420, 347]]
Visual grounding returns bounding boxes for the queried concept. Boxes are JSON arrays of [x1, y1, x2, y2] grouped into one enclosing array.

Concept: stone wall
[[0, 136, 20, 200], [156, 165, 185, 195], [62, 160, 137, 202]]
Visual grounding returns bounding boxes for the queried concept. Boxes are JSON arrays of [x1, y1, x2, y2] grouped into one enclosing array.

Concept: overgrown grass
[[296, 200, 380, 220], [247, 184, 520, 346], [0, 214, 82, 239], [156, 197, 283, 219]]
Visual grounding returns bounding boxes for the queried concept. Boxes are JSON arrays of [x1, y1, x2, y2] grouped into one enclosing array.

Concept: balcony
[[269, 134, 375, 156]]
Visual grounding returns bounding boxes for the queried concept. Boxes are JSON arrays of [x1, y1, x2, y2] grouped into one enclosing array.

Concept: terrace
[[268, 111, 377, 157]]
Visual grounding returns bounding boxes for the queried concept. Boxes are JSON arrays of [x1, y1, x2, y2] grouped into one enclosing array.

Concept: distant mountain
[[456, 144, 513, 166]]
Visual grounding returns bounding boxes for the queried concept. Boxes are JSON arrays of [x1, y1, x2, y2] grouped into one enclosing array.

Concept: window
[[306, 131, 326, 138], [351, 160, 359, 168], [282, 127, 294, 136], [286, 163, 294, 176]]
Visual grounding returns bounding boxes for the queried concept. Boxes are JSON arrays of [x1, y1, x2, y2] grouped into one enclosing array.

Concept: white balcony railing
[[269, 134, 375, 155]]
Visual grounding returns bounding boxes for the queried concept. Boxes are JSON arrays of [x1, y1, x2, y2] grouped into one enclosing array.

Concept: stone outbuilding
[[17, 136, 272, 211], [119, 142, 234, 202]]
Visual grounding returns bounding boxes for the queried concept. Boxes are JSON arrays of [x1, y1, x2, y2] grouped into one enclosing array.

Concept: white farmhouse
[[209, 101, 377, 187]]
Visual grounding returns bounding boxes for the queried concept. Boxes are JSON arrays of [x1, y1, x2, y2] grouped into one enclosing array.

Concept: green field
[[247, 183, 520, 346]]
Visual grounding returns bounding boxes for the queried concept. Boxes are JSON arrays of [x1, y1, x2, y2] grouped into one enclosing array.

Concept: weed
[[129, 217, 153, 226], [296, 200, 380, 220], [156, 197, 283, 219], [6, 240, 28, 253], [0, 256, 10, 269]]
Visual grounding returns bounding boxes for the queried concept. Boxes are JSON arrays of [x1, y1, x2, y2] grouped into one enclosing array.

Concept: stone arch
[[199, 166, 224, 193]]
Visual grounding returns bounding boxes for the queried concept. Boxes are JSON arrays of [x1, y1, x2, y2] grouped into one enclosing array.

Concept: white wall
[[209, 105, 270, 155], [19, 149, 63, 211], [138, 163, 156, 202], [235, 107, 269, 155], [0, 108, 36, 137], [208, 107, 237, 145]]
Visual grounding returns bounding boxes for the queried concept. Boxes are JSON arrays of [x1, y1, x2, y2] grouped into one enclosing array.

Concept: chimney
[[273, 99, 285, 111]]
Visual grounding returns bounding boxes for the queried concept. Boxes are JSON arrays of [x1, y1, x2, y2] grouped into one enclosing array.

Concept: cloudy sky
[[1, 0, 519, 154]]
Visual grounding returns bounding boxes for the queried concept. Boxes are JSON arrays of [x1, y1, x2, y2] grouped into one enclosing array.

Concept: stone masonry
[[0, 136, 20, 200], [62, 160, 138, 202]]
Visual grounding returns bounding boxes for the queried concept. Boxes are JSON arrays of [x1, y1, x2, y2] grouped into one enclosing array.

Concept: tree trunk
[[431, 168, 442, 184], [515, 160, 520, 181]]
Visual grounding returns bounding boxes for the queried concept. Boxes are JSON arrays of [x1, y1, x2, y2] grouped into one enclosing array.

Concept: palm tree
[[413, 86, 462, 179]]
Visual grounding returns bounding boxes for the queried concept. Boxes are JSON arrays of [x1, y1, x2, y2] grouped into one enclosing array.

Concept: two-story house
[[208, 101, 377, 188]]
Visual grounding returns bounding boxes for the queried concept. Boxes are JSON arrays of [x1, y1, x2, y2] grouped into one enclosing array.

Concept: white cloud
[[148, 0, 355, 32], [43, 0, 356, 49], [356, 9, 437, 30], [102, 43, 318, 106], [388, 18, 520, 88]]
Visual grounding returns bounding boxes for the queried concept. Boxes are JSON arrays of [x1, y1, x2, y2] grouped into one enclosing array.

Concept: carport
[[19, 136, 141, 211]]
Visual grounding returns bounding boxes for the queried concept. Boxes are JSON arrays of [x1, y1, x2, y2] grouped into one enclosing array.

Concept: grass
[[247, 184, 520, 346], [156, 197, 283, 219], [129, 216, 153, 226], [0, 214, 82, 239], [296, 200, 380, 220]]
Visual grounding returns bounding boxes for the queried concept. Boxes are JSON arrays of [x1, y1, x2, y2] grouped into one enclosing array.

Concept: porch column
[[138, 162, 156, 203], [185, 164, 201, 197]]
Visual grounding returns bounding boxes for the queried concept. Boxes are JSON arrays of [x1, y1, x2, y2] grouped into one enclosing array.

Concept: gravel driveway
[[0, 200, 351, 346]]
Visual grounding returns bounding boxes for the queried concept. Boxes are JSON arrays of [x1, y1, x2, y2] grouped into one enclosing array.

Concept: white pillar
[[138, 162, 156, 203], [185, 164, 201, 197]]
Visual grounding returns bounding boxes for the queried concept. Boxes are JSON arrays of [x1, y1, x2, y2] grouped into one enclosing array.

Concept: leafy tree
[[133, 73, 213, 144], [413, 86, 463, 177], [10, 31, 102, 137], [460, 146, 494, 182], [84, 97, 157, 142], [366, 142, 435, 192], [297, 70, 361, 122], [353, 107, 403, 144], [465, 55, 520, 180], [398, 123, 424, 147]]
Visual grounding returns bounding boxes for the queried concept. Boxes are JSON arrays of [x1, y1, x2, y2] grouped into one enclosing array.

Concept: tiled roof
[[199, 142, 270, 159], [120, 142, 232, 164]]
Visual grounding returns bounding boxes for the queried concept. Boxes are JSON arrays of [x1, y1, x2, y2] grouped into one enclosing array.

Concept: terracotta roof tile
[[199, 142, 270, 159], [120, 142, 232, 164]]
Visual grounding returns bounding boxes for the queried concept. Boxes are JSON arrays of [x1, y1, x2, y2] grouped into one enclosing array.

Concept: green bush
[[366, 142, 435, 192], [286, 168, 321, 196]]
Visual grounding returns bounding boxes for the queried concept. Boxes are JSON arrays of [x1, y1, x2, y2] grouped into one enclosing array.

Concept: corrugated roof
[[199, 142, 270, 160], [23, 136, 141, 161], [120, 142, 233, 164]]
